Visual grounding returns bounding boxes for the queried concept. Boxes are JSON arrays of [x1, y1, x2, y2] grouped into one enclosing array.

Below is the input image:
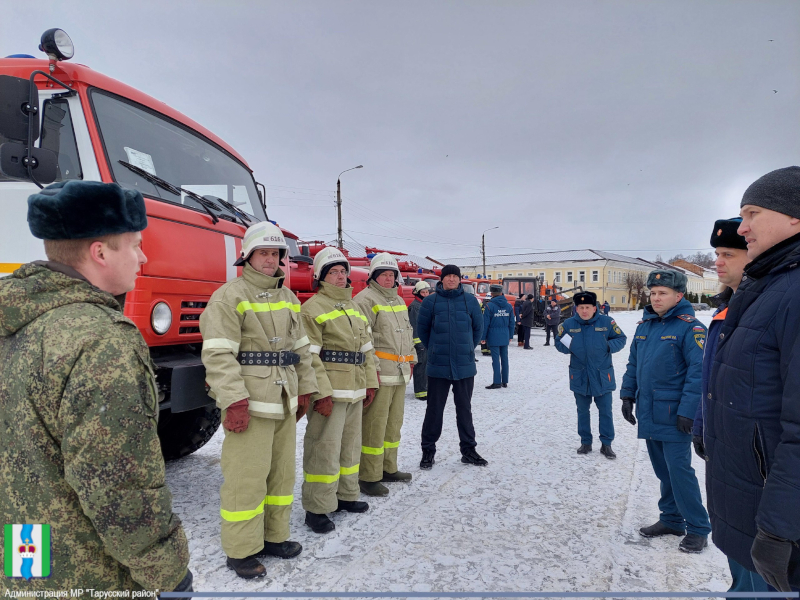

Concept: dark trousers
[[413, 347, 428, 398], [516, 324, 524, 345], [574, 393, 614, 445], [522, 325, 532, 348], [645, 439, 711, 536], [545, 324, 558, 344], [489, 345, 509, 384], [421, 376, 476, 453]]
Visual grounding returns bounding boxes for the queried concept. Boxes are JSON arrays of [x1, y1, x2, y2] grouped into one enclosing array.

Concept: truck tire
[[158, 405, 221, 461]]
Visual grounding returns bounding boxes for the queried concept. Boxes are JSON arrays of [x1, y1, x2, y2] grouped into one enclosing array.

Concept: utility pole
[[481, 226, 499, 278], [336, 165, 363, 250]]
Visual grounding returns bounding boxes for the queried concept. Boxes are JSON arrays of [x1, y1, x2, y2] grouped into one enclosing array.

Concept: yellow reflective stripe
[[412, 337, 421, 344], [361, 445, 384, 455], [304, 471, 339, 484], [236, 300, 301, 315], [372, 304, 408, 314], [293, 335, 310, 349], [383, 440, 400, 449], [315, 308, 368, 324], [220, 499, 266, 522], [340, 464, 360, 476], [202, 337, 241, 353], [265, 495, 293, 506], [0, 263, 22, 274]]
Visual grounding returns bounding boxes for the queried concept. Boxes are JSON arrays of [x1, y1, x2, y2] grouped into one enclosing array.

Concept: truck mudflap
[[153, 351, 214, 413]]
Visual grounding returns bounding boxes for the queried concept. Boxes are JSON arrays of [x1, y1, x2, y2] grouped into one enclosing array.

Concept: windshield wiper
[[207, 196, 252, 227], [118, 160, 219, 225]]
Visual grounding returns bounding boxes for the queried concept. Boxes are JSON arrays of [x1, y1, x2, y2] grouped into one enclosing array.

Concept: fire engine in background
[[0, 30, 286, 459]]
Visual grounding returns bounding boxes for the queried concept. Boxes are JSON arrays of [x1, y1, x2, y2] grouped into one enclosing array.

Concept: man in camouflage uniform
[[0, 181, 191, 592], [354, 253, 416, 497], [200, 221, 318, 579], [300, 248, 379, 534]]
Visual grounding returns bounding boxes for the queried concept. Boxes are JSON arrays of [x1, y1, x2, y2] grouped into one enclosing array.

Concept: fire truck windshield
[[89, 89, 265, 221]]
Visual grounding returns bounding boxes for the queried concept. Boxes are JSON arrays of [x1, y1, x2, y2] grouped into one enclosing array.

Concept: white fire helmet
[[234, 221, 288, 266], [368, 252, 403, 285], [313, 247, 351, 281], [413, 280, 431, 295]]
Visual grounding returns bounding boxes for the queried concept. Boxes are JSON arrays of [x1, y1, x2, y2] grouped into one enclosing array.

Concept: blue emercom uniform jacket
[[481, 295, 516, 347], [620, 297, 706, 442], [554, 312, 627, 397]]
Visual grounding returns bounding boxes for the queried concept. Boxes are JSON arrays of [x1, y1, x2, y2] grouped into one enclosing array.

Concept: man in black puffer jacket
[[708, 166, 800, 592]]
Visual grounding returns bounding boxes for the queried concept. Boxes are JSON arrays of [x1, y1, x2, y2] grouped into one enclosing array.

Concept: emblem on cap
[[717, 229, 722, 236], [656, 274, 661, 279]]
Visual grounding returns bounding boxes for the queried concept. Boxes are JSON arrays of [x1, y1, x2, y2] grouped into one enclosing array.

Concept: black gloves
[[677, 415, 694, 435], [414, 343, 424, 353], [621, 398, 636, 425], [751, 528, 794, 592], [692, 435, 707, 461], [173, 568, 194, 594]]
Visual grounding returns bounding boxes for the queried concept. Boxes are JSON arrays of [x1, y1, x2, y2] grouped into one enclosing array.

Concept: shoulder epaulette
[[676, 315, 696, 323]]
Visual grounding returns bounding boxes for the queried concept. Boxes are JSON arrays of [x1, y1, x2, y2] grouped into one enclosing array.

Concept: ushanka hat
[[646, 269, 687, 293], [710, 217, 747, 250], [573, 291, 597, 306]]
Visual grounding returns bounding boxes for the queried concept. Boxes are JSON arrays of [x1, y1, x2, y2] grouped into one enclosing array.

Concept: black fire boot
[[679, 533, 708, 554], [256, 540, 302, 559], [485, 383, 502, 389], [639, 521, 685, 538], [359, 480, 389, 496], [502, 383, 508, 388], [577, 444, 592, 455], [226, 555, 266, 579], [304, 511, 335, 534], [336, 499, 369, 513], [600, 444, 617, 459], [461, 448, 488, 466], [382, 470, 412, 482], [420, 450, 435, 470]]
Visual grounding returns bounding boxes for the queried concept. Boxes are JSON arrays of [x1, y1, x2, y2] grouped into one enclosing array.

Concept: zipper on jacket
[[753, 423, 767, 485]]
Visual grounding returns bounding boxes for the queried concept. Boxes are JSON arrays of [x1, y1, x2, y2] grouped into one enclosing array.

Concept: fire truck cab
[[0, 31, 270, 459]]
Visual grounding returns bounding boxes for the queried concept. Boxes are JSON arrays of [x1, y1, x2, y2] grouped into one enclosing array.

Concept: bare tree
[[624, 271, 647, 308]]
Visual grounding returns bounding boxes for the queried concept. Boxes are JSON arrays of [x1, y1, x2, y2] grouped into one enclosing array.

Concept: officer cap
[[573, 291, 597, 306], [489, 284, 503, 294], [28, 181, 147, 240], [646, 269, 687, 293], [710, 217, 747, 250]]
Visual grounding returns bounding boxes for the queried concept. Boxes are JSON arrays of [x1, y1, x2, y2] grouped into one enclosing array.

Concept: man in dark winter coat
[[603, 301, 610, 315], [416, 264, 486, 470], [482, 284, 516, 389], [707, 166, 800, 592], [514, 296, 524, 347], [519, 294, 535, 349], [693, 217, 768, 595], [555, 291, 626, 458], [621, 269, 711, 554], [408, 281, 432, 399], [543, 298, 561, 346]]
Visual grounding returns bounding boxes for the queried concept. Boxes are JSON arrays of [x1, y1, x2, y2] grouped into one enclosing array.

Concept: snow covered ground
[[166, 309, 731, 594]]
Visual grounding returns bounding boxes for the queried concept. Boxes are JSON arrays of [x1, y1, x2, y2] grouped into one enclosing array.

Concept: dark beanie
[[28, 181, 147, 240], [440, 264, 461, 279], [573, 291, 597, 306], [740, 166, 800, 219], [710, 217, 747, 250]]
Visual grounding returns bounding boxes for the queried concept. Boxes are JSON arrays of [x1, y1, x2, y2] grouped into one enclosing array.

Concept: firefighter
[[300, 247, 379, 535], [408, 280, 432, 399], [354, 253, 417, 496], [200, 221, 319, 579]]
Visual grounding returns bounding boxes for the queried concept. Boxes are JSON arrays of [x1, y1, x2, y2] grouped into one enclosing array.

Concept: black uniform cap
[[573, 291, 597, 306], [710, 217, 748, 250]]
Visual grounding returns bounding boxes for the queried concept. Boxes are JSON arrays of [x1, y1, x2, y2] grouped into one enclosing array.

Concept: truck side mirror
[[0, 75, 40, 142], [0, 141, 58, 184]]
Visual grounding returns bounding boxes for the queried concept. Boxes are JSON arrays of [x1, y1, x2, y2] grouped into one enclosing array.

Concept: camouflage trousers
[[360, 384, 405, 481], [302, 400, 362, 514], [219, 413, 296, 559]]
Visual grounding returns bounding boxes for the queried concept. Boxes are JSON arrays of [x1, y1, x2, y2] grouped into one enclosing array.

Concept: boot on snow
[[359, 480, 389, 496], [577, 444, 592, 455], [382, 470, 412, 482], [420, 450, 435, 470], [502, 383, 508, 388], [600, 444, 616, 459], [305, 511, 335, 534], [639, 521, 685, 538], [255, 540, 302, 559], [226, 556, 266, 579], [679, 533, 708, 553], [485, 383, 502, 389], [336, 499, 369, 513], [461, 449, 488, 466]]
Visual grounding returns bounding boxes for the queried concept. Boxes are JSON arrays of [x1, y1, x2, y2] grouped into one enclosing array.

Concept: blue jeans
[[489, 345, 509, 385], [573, 393, 614, 446], [645, 439, 712, 536], [727, 557, 768, 599]]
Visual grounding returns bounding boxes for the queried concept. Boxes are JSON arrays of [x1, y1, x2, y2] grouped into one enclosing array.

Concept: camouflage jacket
[[199, 263, 318, 418], [0, 263, 189, 592], [301, 281, 379, 403]]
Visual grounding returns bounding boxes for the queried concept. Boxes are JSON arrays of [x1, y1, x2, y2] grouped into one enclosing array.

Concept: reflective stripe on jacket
[[301, 281, 379, 403], [200, 263, 318, 419]]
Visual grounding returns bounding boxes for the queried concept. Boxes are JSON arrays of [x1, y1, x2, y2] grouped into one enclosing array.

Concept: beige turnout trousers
[[360, 384, 405, 481], [302, 401, 363, 514], [220, 411, 296, 558]]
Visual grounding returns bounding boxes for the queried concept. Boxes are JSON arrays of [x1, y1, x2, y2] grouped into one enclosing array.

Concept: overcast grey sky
[[4, 1, 798, 261]]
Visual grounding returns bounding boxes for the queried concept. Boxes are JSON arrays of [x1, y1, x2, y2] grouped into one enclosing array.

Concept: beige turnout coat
[[200, 264, 318, 418]]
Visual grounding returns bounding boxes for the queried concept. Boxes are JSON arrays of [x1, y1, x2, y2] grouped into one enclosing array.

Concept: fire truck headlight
[[151, 302, 172, 335], [39, 29, 74, 61]]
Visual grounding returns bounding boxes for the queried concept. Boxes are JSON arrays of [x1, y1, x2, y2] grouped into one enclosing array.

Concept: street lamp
[[336, 165, 363, 249], [481, 226, 499, 278]]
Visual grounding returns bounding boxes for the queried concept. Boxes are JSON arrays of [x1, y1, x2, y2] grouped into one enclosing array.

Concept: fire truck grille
[[179, 301, 207, 336]]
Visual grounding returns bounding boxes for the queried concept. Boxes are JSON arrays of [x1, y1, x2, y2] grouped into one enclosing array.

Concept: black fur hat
[[573, 291, 597, 306], [710, 217, 747, 250], [27, 181, 147, 240]]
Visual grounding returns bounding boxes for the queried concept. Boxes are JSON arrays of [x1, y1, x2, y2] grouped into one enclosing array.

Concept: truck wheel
[[158, 405, 221, 461]]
